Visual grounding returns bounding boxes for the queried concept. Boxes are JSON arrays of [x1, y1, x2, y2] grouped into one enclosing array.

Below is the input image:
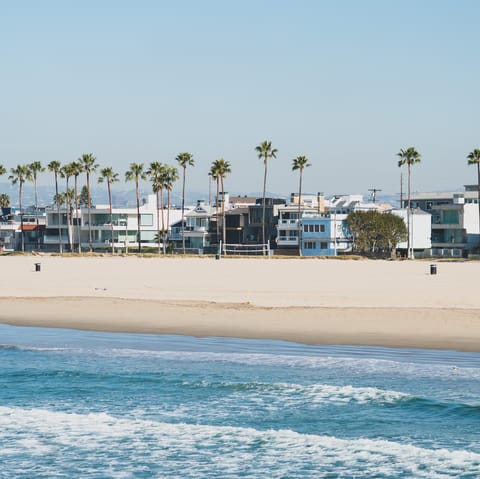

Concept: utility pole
[[368, 188, 382, 203]]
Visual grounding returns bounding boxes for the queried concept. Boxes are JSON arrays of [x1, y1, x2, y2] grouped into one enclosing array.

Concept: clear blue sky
[[1, 0, 479, 198]]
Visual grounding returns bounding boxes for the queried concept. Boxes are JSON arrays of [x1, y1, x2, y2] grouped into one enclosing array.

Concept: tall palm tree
[[467, 149, 480, 246], [292, 156, 312, 256], [98, 167, 119, 254], [79, 153, 98, 251], [28, 161, 45, 250], [175, 152, 195, 254], [125, 163, 146, 253], [255, 141, 278, 250], [69, 162, 83, 253], [164, 165, 179, 250], [61, 163, 76, 252], [397, 147, 421, 259], [48, 161, 63, 253], [211, 159, 231, 248], [148, 161, 167, 254], [209, 164, 220, 243], [9, 165, 31, 252]]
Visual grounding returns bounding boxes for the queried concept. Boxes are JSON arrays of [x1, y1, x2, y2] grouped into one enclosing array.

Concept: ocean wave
[[0, 406, 479, 478]]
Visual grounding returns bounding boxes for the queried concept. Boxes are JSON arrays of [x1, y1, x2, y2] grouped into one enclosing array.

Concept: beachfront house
[[404, 186, 480, 257]]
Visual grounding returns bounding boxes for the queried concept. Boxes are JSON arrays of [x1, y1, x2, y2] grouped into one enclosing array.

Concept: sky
[[1, 0, 480, 200]]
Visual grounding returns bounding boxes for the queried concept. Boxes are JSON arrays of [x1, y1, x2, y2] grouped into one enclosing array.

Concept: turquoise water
[[0, 324, 479, 478]]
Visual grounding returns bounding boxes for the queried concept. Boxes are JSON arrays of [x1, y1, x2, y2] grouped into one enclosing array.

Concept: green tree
[[397, 147, 421, 259], [9, 165, 31, 252], [79, 153, 98, 251], [467, 149, 480, 246], [98, 167, 119, 254], [0, 193, 10, 208], [292, 155, 311, 255], [48, 161, 63, 253], [28, 161, 45, 249], [148, 162, 168, 254], [125, 163, 147, 253], [175, 152, 195, 253], [255, 141, 278, 250], [347, 211, 407, 257], [210, 159, 231, 248]]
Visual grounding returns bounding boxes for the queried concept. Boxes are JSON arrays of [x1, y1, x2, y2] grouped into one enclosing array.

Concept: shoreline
[[1, 256, 480, 352], [2, 296, 480, 352]]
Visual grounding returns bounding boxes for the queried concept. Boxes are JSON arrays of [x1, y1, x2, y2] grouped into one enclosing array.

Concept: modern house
[[405, 186, 480, 257]]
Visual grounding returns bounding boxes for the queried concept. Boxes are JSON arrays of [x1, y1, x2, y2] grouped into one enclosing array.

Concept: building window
[[314, 224, 319, 232], [304, 225, 308, 233], [140, 214, 153, 226], [320, 224, 325, 232], [304, 241, 316, 249], [320, 242, 328, 249]]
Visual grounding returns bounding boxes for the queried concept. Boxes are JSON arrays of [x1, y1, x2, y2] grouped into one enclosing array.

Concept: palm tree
[[164, 165, 179, 249], [292, 156, 312, 256], [69, 162, 83, 253], [48, 161, 63, 253], [467, 149, 480, 246], [125, 163, 146, 253], [0, 193, 10, 208], [209, 165, 220, 243], [28, 161, 45, 250], [0, 164, 6, 180], [255, 141, 278, 250], [210, 159, 231, 248], [175, 152, 195, 254], [79, 153, 98, 251], [148, 162, 167, 254], [9, 165, 31, 252], [98, 167, 119, 254], [61, 163, 77, 252], [397, 147, 421, 259]]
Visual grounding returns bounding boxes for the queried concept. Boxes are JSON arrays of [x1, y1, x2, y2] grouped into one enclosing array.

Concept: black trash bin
[[35, 263, 41, 272], [430, 264, 437, 275]]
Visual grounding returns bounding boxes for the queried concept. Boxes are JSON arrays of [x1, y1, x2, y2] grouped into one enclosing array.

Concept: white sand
[[1, 255, 479, 351]]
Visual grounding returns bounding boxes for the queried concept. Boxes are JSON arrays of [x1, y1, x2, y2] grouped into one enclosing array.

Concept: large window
[[140, 214, 153, 226]]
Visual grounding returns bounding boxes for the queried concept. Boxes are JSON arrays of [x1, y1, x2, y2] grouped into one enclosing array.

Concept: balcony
[[276, 236, 298, 246]]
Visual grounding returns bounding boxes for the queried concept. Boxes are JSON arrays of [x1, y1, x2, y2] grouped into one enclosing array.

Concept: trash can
[[430, 264, 437, 275], [35, 263, 41, 272]]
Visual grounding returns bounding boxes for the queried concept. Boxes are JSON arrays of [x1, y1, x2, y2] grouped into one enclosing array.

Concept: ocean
[[0, 324, 479, 478]]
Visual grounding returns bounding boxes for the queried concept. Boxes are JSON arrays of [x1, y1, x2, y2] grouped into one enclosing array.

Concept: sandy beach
[[1, 255, 479, 351]]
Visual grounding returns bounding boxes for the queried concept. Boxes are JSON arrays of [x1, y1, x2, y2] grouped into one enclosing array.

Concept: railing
[[277, 236, 298, 242], [278, 219, 298, 225]]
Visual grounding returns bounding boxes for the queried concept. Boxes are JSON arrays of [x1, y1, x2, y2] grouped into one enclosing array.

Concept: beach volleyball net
[[220, 241, 271, 256]]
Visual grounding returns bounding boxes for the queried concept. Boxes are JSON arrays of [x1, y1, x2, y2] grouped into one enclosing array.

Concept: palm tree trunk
[[167, 190, 171, 253], [87, 173, 92, 251], [160, 188, 166, 255], [262, 157, 267, 251], [55, 173, 63, 254], [34, 177, 40, 250], [108, 179, 114, 255], [66, 177, 73, 252], [136, 180, 141, 253], [298, 169, 303, 256], [407, 164, 411, 259], [156, 190, 161, 254], [221, 175, 226, 248], [75, 177, 81, 253], [181, 167, 186, 254], [19, 183, 24, 252], [215, 177, 219, 243]]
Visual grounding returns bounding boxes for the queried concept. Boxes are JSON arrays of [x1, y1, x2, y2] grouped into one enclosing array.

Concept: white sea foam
[[0, 406, 478, 478]]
